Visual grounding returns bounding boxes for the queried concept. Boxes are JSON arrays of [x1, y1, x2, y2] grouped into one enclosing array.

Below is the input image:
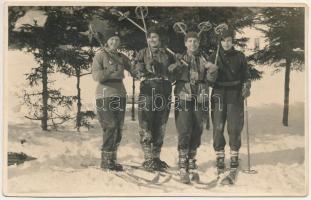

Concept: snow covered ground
[[3, 50, 308, 196]]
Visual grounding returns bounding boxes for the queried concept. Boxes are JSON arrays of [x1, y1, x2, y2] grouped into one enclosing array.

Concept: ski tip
[[150, 173, 160, 183]]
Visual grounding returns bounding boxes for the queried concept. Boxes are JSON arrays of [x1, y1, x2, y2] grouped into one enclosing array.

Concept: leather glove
[[242, 81, 251, 98], [168, 53, 185, 73]]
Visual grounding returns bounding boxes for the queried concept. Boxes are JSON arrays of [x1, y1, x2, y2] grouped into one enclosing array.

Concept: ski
[[112, 171, 165, 189], [127, 161, 180, 176], [80, 164, 165, 187], [123, 164, 172, 185], [101, 167, 168, 188], [125, 162, 220, 189], [124, 170, 172, 186], [220, 168, 239, 185], [169, 175, 219, 189], [193, 177, 220, 189], [165, 169, 219, 190], [123, 170, 159, 184], [190, 168, 232, 189]]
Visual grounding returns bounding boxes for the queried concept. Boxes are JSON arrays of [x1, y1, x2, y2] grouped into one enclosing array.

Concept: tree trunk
[[41, 54, 48, 131], [282, 58, 291, 126], [76, 68, 82, 132]]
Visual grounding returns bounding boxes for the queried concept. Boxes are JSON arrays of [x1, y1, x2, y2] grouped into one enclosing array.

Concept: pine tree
[[53, 7, 97, 131], [9, 7, 76, 130], [251, 7, 304, 126], [56, 45, 96, 131]]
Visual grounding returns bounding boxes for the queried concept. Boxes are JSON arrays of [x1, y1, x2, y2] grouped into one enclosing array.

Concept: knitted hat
[[220, 28, 235, 40], [90, 17, 120, 44], [102, 29, 120, 44]]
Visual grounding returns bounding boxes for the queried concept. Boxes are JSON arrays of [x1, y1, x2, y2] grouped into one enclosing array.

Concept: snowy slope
[[5, 103, 306, 196]]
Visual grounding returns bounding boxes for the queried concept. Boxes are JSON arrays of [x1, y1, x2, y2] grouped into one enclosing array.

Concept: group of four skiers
[[91, 24, 251, 185]]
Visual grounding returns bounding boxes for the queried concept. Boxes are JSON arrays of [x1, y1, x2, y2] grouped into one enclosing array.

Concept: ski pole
[[111, 8, 189, 67], [135, 7, 155, 73], [245, 99, 251, 170], [242, 98, 257, 174]]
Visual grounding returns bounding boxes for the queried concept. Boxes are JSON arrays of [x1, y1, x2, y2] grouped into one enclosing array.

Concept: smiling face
[[185, 37, 200, 53], [106, 36, 120, 50], [147, 33, 161, 48], [221, 36, 233, 51]]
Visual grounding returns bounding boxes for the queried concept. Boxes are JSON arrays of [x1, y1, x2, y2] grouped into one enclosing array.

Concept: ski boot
[[215, 150, 226, 175], [101, 151, 123, 171], [188, 150, 200, 182], [153, 158, 169, 171], [142, 159, 156, 171], [221, 155, 239, 185], [180, 168, 190, 184], [216, 156, 226, 175], [112, 150, 123, 171], [179, 149, 190, 184], [152, 148, 169, 171], [142, 145, 156, 171]]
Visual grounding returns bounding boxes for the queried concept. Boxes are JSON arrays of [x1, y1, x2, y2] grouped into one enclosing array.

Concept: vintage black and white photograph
[[2, 1, 308, 197]]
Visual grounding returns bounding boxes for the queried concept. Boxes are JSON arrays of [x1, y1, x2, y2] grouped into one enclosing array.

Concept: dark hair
[[184, 32, 200, 42], [147, 31, 160, 38]]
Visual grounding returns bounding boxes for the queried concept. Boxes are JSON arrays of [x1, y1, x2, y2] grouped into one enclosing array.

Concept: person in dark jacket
[[207, 29, 251, 177], [168, 32, 218, 184], [135, 26, 175, 172], [92, 27, 138, 171]]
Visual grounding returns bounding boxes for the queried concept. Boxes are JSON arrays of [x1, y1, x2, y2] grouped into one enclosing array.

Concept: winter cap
[[220, 28, 235, 40], [90, 17, 120, 44], [102, 29, 120, 44]]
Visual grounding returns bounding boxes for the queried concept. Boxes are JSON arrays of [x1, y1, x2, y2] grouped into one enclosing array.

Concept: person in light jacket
[[92, 28, 138, 171]]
